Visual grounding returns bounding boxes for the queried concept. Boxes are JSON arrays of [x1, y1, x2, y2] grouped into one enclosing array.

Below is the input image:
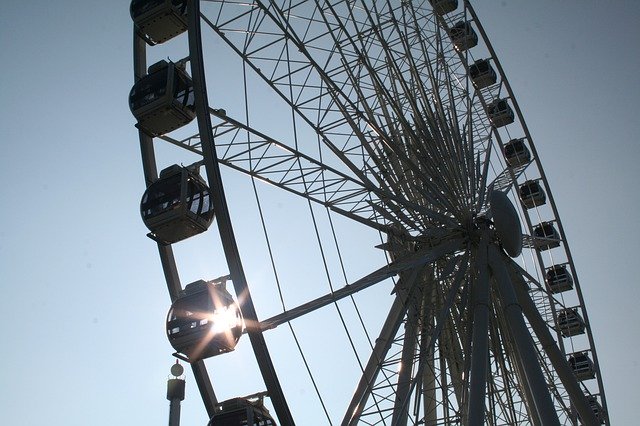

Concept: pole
[[167, 363, 186, 426], [467, 236, 491, 426]]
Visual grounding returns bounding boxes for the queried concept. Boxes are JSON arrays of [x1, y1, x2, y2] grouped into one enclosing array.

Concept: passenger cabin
[[486, 98, 515, 127], [208, 396, 276, 426], [545, 264, 574, 294], [469, 59, 497, 90], [519, 180, 546, 209], [129, 60, 196, 136], [429, 0, 458, 15], [568, 352, 596, 381], [503, 138, 531, 167], [167, 280, 243, 362], [449, 21, 478, 52], [140, 165, 214, 244], [556, 307, 585, 337], [587, 396, 606, 424], [533, 221, 561, 250], [130, 0, 188, 45]]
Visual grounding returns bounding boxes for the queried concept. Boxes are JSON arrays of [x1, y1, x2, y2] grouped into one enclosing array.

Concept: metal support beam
[[488, 245, 560, 426], [390, 258, 470, 423], [342, 267, 424, 426], [508, 264, 599, 426], [261, 239, 462, 331], [467, 238, 491, 426], [420, 281, 437, 426], [507, 328, 542, 426], [392, 297, 420, 426]]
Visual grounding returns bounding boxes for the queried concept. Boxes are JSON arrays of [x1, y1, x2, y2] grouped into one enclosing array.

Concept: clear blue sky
[[1, 1, 638, 424]]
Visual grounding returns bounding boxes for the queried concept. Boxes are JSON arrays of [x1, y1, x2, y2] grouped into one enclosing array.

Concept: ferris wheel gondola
[[140, 164, 214, 244], [129, 60, 195, 137], [130, 0, 188, 45], [208, 395, 276, 426], [166, 279, 243, 362]]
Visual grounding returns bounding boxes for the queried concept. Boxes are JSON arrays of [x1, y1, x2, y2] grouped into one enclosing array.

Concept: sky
[[1, 1, 639, 425]]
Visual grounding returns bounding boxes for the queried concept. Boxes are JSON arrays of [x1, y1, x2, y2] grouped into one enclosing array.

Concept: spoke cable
[[241, 50, 333, 422]]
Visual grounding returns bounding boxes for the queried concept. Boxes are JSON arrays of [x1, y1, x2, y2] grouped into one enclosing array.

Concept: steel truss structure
[[131, 1, 609, 424]]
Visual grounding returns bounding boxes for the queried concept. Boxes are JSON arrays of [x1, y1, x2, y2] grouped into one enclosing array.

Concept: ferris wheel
[[129, 0, 609, 424]]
